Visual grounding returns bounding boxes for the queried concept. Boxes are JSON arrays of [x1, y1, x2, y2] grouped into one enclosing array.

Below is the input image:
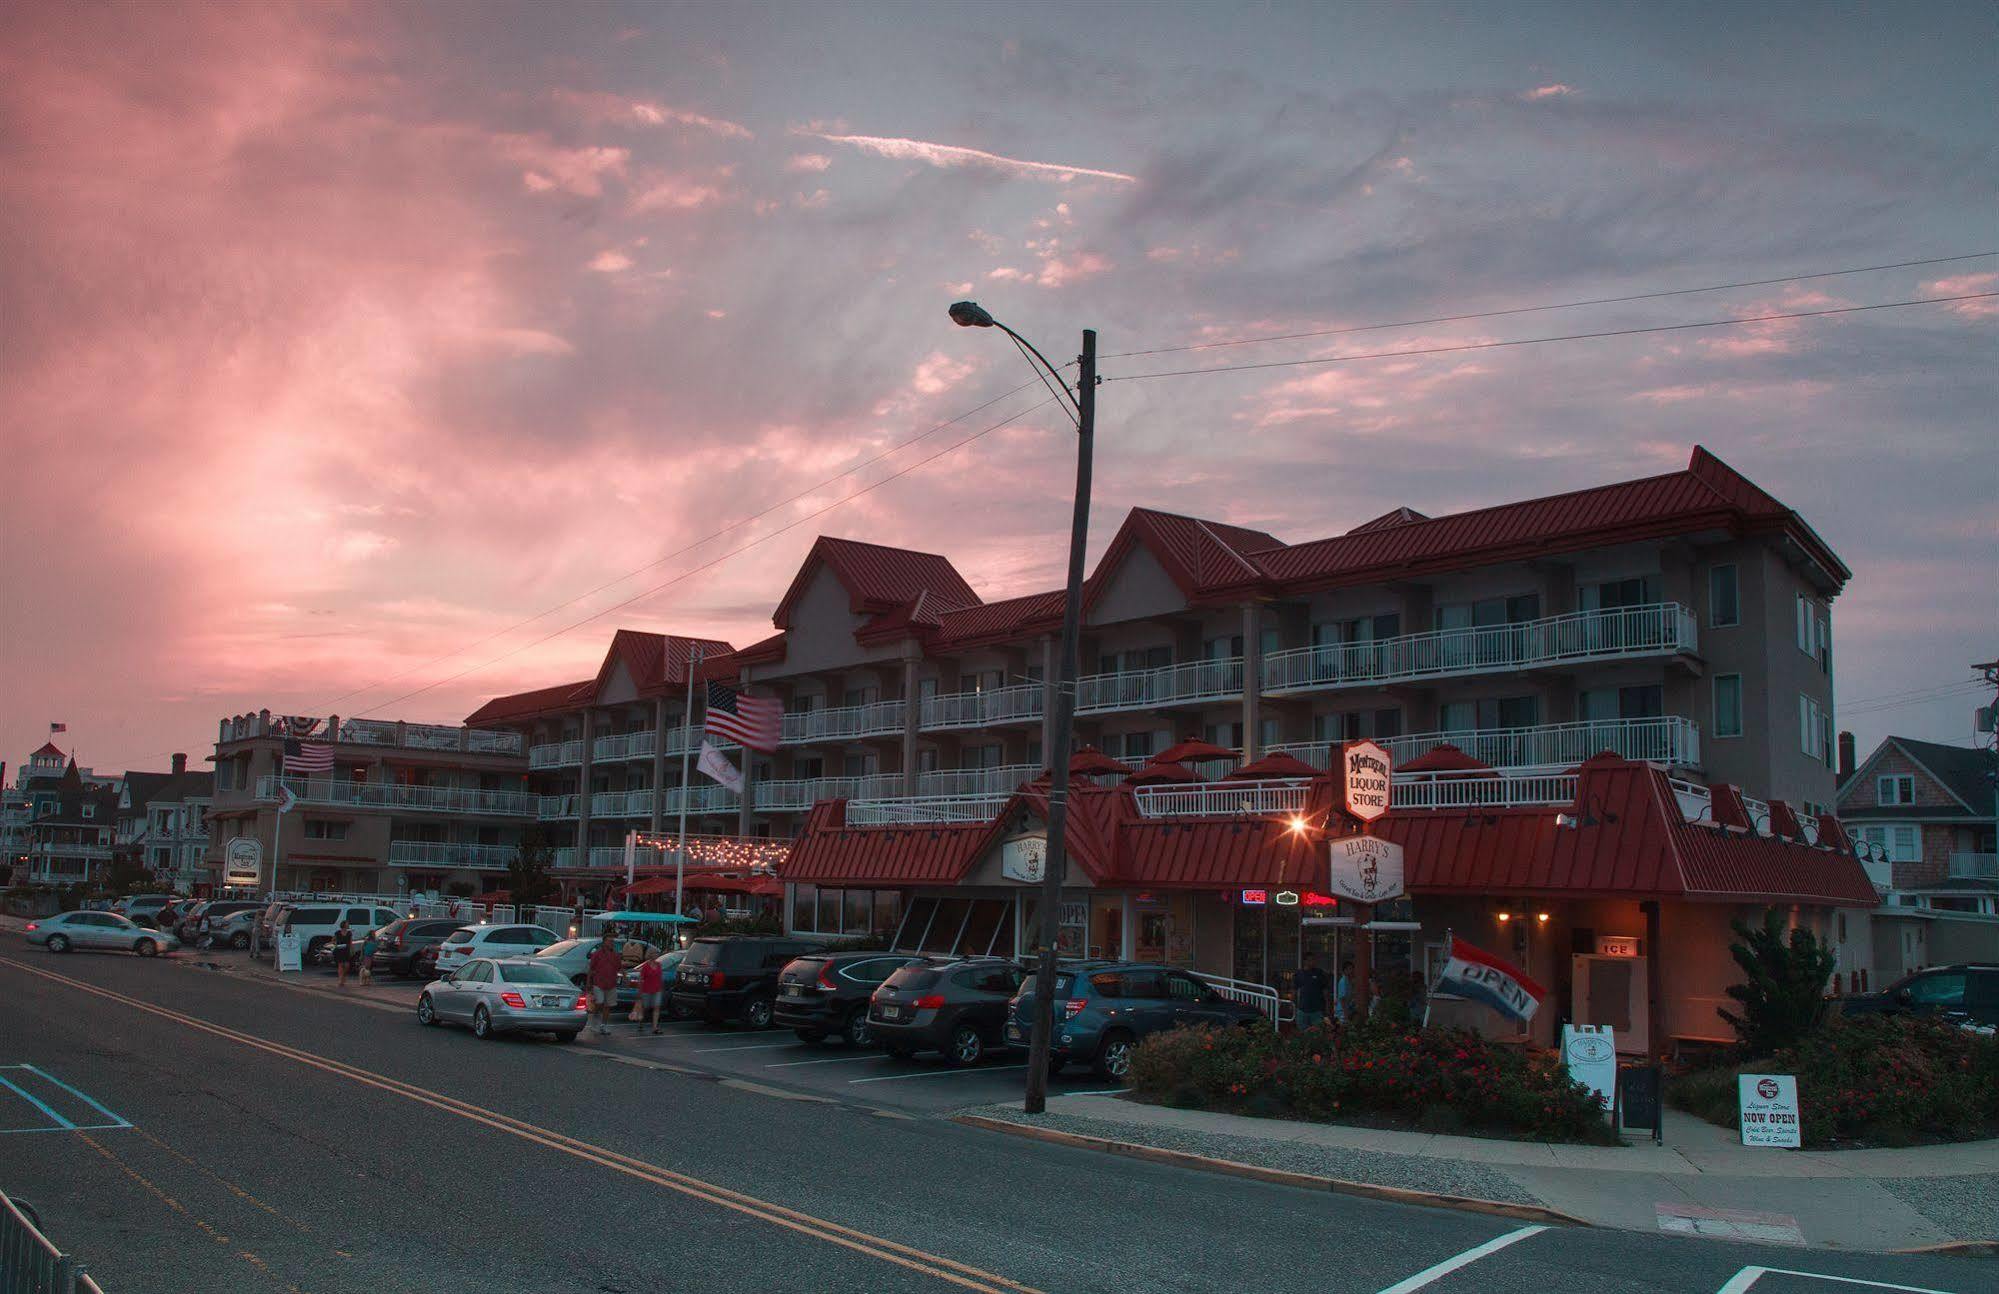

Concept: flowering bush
[[1127, 1016, 1615, 1143], [1675, 1015, 1999, 1148]]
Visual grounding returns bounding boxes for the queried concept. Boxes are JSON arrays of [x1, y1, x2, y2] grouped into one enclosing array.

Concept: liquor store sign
[[1342, 740, 1392, 822], [1737, 1073, 1801, 1148]]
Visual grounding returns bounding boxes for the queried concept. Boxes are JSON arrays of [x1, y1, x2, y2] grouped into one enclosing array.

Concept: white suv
[[433, 923, 562, 978], [279, 902, 402, 964]]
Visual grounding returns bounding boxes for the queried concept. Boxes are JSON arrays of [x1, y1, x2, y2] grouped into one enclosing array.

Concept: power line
[[311, 376, 1048, 712], [1103, 251, 1997, 359], [1839, 683, 1987, 718], [348, 396, 1063, 718], [1837, 677, 1985, 709], [1103, 293, 1999, 383]]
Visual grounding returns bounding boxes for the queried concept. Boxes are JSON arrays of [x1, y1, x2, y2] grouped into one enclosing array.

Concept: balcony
[[257, 776, 536, 818], [783, 700, 906, 745], [529, 739, 583, 770], [335, 718, 524, 756], [1267, 715, 1700, 773], [387, 841, 517, 871], [590, 789, 656, 818], [1950, 853, 1999, 882], [1261, 603, 1698, 696], [920, 683, 1044, 732], [1076, 657, 1243, 715], [756, 773, 904, 814], [1127, 767, 1588, 819], [592, 731, 657, 763]]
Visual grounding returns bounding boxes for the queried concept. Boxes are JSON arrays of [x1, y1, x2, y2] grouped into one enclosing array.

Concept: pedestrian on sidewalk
[[1334, 959, 1354, 1023], [637, 954, 666, 1034], [332, 920, 354, 988], [586, 931, 622, 1037], [1293, 953, 1328, 1030], [358, 928, 378, 985]]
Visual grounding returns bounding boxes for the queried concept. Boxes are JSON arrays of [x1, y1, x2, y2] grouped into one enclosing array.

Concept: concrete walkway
[[965, 1093, 1999, 1253]]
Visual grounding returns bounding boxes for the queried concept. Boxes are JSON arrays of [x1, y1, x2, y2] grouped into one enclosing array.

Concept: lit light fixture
[[1536, 911, 1550, 924], [1496, 911, 1512, 923], [1287, 814, 1308, 835]]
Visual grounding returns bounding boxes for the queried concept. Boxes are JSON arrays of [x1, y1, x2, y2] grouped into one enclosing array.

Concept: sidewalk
[[961, 1093, 1999, 1252]]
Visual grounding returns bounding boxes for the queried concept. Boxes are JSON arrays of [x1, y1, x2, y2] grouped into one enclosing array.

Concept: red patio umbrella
[[1225, 751, 1320, 780], [1150, 736, 1238, 765], [1395, 743, 1490, 773], [1124, 761, 1205, 787], [1066, 745, 1133, 778]]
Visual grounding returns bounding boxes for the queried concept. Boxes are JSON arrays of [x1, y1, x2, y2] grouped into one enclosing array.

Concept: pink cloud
[[1927, 271, 1999, 316], [1524, 84, 1578, 100], [802, 131, 1137, 183], [786, 153, 832, 172], [551, 90, 753, 140]]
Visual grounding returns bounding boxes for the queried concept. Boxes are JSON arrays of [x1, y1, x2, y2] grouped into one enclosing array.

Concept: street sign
[[1562, 1024, 1617, 1113], [223, 837, 262, 887], [276, 931, 303, 973], [1737, 1073, 1801, 1148], [1327, 834, 1405, 903], [1001, 835, 1047, 883], [1341, 739, 1392, 822]]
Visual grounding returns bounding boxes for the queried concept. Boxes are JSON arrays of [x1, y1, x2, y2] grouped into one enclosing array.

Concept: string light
[[627, 832, 791, 869]]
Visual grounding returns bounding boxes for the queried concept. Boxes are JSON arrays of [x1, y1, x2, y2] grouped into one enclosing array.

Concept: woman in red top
[[637, 955, 667, 1034]]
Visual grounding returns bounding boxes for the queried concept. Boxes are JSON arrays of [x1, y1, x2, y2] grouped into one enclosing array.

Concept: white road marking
[[1715, 1269, 1958, 1294], [1374, 1225, 1548, 1294], [766, 1054, 884, 1068], [692, 1041, 808, 1054], [849, 1065, 1028, 1085]]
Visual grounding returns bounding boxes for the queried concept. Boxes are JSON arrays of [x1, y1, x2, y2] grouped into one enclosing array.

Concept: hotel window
[[792, 693, 823, 713], [1441, 696, 1540, 731], [1877, 774, 1916, 806], [841, 753, 880, 778], [1799, 695, 1826, 760], [1714, 675, 1744, 738], [302, 820, 349, 841], [1260, 627, 1282, 656], [1795, 595, 1831, 671], [1259, 717, 1284, 749], [967, 669, 1004, 693], [961, 744, 1003, 770], [916, 677, 938, 702], [1435, 594, 1541, 631], [842, 684, 880, 708], [1580, 685, 1664, 722], [1579, 576, 1659, 611], [1203, 722, 1240, 750], [916, 749, 939, 773], [1709, 565, 1740, 628], [1203, 635, 1244, 661], [1315, 709, 1403, 742], [791, 757, 824, 781]]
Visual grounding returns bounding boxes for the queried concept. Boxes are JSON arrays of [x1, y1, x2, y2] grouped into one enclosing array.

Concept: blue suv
[[1005, 961, 1263, 1080]]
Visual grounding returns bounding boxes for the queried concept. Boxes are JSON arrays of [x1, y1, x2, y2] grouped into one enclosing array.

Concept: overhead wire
[[1102, 251, 1997, 359]]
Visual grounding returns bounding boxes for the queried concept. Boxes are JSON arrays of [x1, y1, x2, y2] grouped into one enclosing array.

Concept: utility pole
[[1023, 328, 1095, 1115], [674, 644, 702, 916]]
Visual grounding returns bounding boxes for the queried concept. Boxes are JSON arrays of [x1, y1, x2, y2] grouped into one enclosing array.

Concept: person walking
[[358, 927, 378, 986], [1334, 959, 1355, 1023], [331, 920, 354, 988], [636, 954, 666, 1034], [586, 931, 623, 1037], [1293, 953, 1329, 1030]]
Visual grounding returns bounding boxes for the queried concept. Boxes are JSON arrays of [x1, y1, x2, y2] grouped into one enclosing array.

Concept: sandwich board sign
[[1737, 1073, 1801, 1147], [1562, 1024, 1617, 1114], [275, 930, 303, 973], [1341, 740, 1393, 822], [1327, 834, 1405, 904]]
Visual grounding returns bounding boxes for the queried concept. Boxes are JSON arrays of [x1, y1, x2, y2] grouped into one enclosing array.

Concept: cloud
[[1524, 84, 1578, 100], [551, 90, 752, 139], [628, 174, 729, 212], [802, 131, 1137, 183], [786, 153, 831, 172]]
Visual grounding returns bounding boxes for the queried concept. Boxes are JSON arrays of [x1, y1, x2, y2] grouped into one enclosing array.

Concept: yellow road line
[[3, 957, 1039, 1294]]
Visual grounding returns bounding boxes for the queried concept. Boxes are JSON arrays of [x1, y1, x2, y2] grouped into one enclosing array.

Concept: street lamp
[[949, 300, 1095, 1115]]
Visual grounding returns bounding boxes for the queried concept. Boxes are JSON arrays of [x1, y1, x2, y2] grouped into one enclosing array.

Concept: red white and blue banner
[[1434, 936, 1547, 1023]]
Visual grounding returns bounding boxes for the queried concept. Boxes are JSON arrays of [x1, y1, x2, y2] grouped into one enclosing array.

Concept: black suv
[[671, 936, 828, 1028], [774, 951, 915, 1046], [1842, 964, 1999, 1028], [870, 957, 1025, 1066], [372, 918, 474, 978]]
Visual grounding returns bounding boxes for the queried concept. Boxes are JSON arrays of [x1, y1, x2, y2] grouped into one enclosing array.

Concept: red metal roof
[[1081, 508, 1284, 614], [31, 742, 65, 758], [933, 589, 1067, 650], [772, 536, 979, 630], [1396, 744, 1491, 772], [464, 679, 595, 726]]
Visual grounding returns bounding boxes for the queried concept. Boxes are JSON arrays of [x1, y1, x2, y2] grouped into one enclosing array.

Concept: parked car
[[415, 958, 587, 1041], [617, 949, 687, 1011], [278, 903, 403, 965], [431, 923, 562, 978], [187, 900, 264, 944], [1841, 964, 1999, 1029], [669, 936, 828, 1028], [775, 951, 915, 1046], [26, 911, 180, 957], [371, 918, 473, 978], [868, 956, 1025, 1065], [255, 902, 294, 952], [203, 908, 261, 950], [1005, 962, 1262, 1079], [114, 894, 179, 927], [529, 936, 671, 988]]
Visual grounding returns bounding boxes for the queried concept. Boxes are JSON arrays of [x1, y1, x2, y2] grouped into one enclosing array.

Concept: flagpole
[[673, 644, 701, 917]]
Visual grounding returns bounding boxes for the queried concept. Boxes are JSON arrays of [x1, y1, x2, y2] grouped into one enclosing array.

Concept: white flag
[[697, 740, 743, 793]]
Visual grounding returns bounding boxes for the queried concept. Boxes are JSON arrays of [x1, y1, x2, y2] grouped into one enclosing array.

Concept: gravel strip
[[1875, 1173, 1999, 1242], [963, 1103, 1544, 1205]]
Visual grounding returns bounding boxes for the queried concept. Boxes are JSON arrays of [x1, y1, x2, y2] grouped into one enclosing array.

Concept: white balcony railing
[[1261, 603, 1698, 694], [1075, 657, 1243, 714], [387, 841, 517, 870], [257, 776, 536, 818], [589, 789, 655, 818], [1951, 853, 1999, 881], [1267, 715, 1700, 775], [918, 764, 1044, 798], [755, 773, 904, 813], [920, 683, 1045, 731], [783, 700, 906, 745], [337, 718, 525, 756], [846, 794, 1014, 826], [1131, 780, 1309, 819], [661, 784, 739, 815], [529, 740, 583, 769], [1393, 768, 1579, 810], [593, 731, 657, 763]]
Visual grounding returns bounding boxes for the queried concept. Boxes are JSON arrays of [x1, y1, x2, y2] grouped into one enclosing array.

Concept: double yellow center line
[[1, 957, 1040, 1293]]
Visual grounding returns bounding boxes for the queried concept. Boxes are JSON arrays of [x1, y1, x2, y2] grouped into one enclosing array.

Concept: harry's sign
[[1327, 834, 1405, 903], [1342, 739, 1392, 822], [1001, 835, 1048, 884]]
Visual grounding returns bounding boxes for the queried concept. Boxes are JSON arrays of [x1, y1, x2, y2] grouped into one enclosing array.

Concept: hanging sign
[[1737, 1074, 1801, 1148], [1562, 1024, 1618, 1114], [1328, 834, 1405, 903], [1001, 835, 1048, 883], [1341, 739, 1393, 822], [224, 837, 262, 887]]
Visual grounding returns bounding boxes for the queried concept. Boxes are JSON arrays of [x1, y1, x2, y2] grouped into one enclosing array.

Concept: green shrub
[[1718, 907, 1835, 1055], [1128, 1016, 1615, 1144]]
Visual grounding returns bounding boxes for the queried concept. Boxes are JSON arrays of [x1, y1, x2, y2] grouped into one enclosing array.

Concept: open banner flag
[[1434, 936, 1547, 1023]]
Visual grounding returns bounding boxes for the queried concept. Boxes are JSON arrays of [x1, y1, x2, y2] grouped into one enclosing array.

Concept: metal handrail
[[3, 1189, 106, 1293], [919, 682, 1045, 730], [257, 776, 536, 818], [1074, 656, 1244, 714]]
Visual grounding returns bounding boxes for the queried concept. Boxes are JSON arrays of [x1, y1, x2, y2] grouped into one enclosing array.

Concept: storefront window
[[791, 883, 817, 932], [960, 899, 1005, 955], [843, 888, 872, 934], [923, 898, 971, 953], [817, 887, 840, 934], [873, 890, 903, 937], [898, 897, 939, 950]]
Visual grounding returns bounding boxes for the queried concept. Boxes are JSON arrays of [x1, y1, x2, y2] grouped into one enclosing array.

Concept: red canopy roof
[[1124, 762, 1205, 787], [1226, 752, 1321, 780], [1067, 746, 1131, 777], [1396, 743, 1491, 773], [1151, 737, 1238, 766]]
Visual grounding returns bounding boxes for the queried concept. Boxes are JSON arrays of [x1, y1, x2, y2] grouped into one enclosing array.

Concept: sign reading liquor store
[[1342, 739, 1392, 822]]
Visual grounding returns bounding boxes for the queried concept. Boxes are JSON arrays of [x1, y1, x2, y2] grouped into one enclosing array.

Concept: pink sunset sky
[[2, 0, 1993, 775]]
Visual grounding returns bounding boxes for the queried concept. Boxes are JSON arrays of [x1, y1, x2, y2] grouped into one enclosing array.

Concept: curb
[[953, 1114, 1587, 1228], [1891, 1240, 1999, 1259]]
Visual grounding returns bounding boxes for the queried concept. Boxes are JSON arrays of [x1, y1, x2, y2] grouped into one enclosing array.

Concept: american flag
[[283, 739, 334, 775], [705, 682, 782, 753], [49, 722, 66, 734]]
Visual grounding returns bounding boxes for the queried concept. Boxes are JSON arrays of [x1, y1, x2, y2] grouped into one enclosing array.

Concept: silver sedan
[[25, 911, 180, 957], [415, 958, 586, 1041]]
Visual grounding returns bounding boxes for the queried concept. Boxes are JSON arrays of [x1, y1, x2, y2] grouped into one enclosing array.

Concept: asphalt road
[[0, 947, 1986, 1294]]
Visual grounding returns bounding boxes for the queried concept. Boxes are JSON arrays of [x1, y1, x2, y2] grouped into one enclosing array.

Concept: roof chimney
[[172, 752, 187, 775], [1836, 731, 1855, 781]]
